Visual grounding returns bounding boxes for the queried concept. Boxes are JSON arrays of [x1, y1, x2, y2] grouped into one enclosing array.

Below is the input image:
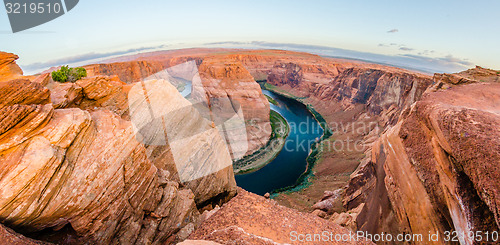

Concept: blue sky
[[1, 0, 499, 74]]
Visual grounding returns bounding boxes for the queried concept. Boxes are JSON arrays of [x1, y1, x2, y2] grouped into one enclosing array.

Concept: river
[[235, 90, 324, 195]]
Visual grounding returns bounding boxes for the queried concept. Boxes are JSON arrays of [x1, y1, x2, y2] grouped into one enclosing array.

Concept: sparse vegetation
[[265, 94, 279, 106], [51, 65, 87, 83]]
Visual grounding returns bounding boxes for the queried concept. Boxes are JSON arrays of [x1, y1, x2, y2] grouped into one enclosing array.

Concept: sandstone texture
[[195, 58, 271, 157], [189, 188, 373, 245], [0, 53, 237, 244], [0, 52, 23, 83], [343, 67, 500, 244]]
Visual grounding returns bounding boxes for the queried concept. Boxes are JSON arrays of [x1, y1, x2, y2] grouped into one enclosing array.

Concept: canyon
[[0, 48, 499, 244]]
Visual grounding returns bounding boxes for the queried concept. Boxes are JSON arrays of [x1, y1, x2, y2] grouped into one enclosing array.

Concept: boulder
[[0, 52, 23, 83]]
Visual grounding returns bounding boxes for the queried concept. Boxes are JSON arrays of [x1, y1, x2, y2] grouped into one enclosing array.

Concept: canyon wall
[[229, 51, 500, 244], [82, 53, 271, 158], [195, 57, 271, 157], [344, 67, 500, 244], [262, 57, 433, 127], [0, 53, 237, 244]]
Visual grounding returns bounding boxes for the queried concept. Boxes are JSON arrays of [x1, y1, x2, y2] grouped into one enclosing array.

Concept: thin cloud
[[438, 55, 474, 66], [204, 41, 248, 46], [401, 54, 473, 69], [399, 47, 414, 51], [387, 29, 399, 33]]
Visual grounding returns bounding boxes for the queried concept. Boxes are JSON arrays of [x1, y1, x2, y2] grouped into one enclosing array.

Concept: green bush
[[51, 65, 87, 83]]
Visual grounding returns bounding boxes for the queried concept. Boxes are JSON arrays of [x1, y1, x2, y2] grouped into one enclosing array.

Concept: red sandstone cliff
[[343, 67, 500, 244], [195, 57, 271, 157]]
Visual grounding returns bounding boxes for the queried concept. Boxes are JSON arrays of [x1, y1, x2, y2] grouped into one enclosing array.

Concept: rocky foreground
[[0, 52, 237, 244], [189, 188, 371, 245]]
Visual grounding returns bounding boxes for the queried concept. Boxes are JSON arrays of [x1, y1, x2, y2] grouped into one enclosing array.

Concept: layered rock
[[84, 61, 166, 84], [267, 64, 432, 126], [0, 52, 23, 83], [46, 81, 83, 109], [195, 58, 271, 157], [343, 68, 500, 244], [0, 56, 237, 244]]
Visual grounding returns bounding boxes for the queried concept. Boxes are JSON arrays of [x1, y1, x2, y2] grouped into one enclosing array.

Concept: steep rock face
[[127, 79, 237, 205], [344, 68, 500, 244], [190, 188, 373, 245], [195, 58, 271, 157], [0, 58, 237, 244], [267, 62, 304, 87], [0, 52, 23, 83], [268, 65, 432, 126]]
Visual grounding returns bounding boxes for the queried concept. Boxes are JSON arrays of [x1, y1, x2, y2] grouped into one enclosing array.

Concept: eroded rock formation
[[196, 57, 271, 157], [0, 53, 236, 244], [0, 52, 23, 83], [343, 67, 500, 244], [8, 49, 498, 245]]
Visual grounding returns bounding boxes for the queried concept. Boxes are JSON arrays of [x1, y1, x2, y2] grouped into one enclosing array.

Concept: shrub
[[51, 65, 87, 83]]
